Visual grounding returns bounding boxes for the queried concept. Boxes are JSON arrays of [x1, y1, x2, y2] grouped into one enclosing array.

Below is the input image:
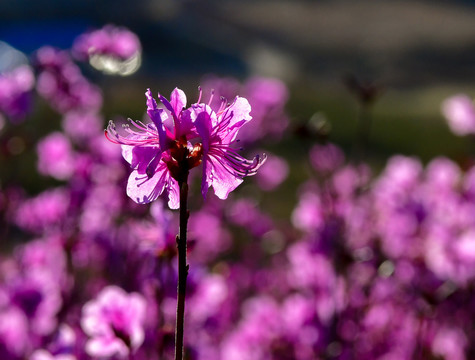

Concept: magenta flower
[[441, 94, 475, 136], [0, 65, 34, 122], [73, 25, 141, 62], [34, 46, 103, 114], [81, 285, 147, 358], [37, 132, 76, 180], [30, 349, 76, 360], [106, 87, 265, 207], [309, 142, 345, 174], [72, 25, 141, 76], [255, 152, 288, 191]]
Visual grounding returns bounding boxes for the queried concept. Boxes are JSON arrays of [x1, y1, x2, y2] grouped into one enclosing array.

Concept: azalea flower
[[80, 286, 147, 358], [106, 87, 265, 208], [441, 94, 475, 136]]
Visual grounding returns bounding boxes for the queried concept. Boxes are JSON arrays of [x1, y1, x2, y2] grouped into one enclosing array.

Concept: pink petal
[[166, 178, 180, 209], [218, 97, 252, 143], [126, 164, 169, 204], [206, 157, 243, 200], [170, 87, 187, 117], [194, 110, 213, 151]]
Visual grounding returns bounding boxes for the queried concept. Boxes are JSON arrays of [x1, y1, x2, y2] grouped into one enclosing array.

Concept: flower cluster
[[106, 88, 266, 208], [0, 65, 34, 123], [4, 21, 475, 360]]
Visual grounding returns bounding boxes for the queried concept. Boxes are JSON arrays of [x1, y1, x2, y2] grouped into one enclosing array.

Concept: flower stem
[[175, 173, 189, 360]]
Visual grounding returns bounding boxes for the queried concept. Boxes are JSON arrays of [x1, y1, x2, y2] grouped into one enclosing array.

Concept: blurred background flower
[[2, 1, 475, 359]]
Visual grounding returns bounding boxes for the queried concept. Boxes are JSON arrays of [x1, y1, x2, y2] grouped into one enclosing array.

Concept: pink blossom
[[37, 132, 76, 180], [62, 111, 103, 142], [0, 65, 34, 122], [81, 285, 147, 358], [309, 142, 345, 174], [255, 152, 289, 191], [106, 87, 265, 208], [441, 94, 475, 136], [73, 25, 141, 62], [14, 188, 70, 233], [30, 349, 76, 360], [34, 46, 102, 114]]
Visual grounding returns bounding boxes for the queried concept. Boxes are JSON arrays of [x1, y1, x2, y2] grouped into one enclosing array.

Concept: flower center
[[164, 138, 203, 181]]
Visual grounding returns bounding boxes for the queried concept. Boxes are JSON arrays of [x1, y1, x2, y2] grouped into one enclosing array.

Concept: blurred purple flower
[[188, 210, 231, 263], [201, 76, 290, 143], [62, 111, 103, 143], [37, 132, 76, 180], [0, 306, 29, 358], [14, 188, 70, 233], [441, 94, 475, 136], [431, 327, 467, 360], [0, 65, 34, 122], [30, 350, 76, 360], [228, 198, 273, 237], [255, 152, 289, 191], [73, 25, 141, 62], [8, 272, 62, 337], [81, 285, 147, 358], [309, 142, 345, 174], [221, 296, 282, 360], [241, 76, 289, 142], [44, 324, 77, 359], [187, 273, 229, 325], [72, 25, 141, 76], [292, 185, 324, 232], [34, 47, 102, 114], [16, 235, 69, 289], [79, 183, 124, 235]]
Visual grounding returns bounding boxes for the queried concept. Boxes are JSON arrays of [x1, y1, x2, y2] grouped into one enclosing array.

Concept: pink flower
[[441, 94, 475, 136], [73, 25, 141, 62], [34, 46, 103, 114], [81, 285, 147, 358], [106, 87, 265, 207], [30, 350, 76, 360], [0, 65, 34, 122], [309, 142, 345, 174], [37, 132, 76, 180], [255, 152, 288, 191]]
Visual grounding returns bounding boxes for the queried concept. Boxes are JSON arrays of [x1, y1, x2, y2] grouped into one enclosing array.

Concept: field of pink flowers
[[1, 25, 475, 360]]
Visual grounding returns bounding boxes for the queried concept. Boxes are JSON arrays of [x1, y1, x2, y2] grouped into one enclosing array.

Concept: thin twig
[[175, 174, 189, 360]]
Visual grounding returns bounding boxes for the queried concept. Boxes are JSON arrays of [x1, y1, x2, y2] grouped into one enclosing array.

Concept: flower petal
[[217, 97, 252, 143], [169, 87, 187, 117], [130, 146, 161, 174], [194, 109, 213, 151], [126, 164, 169, 204], [205, 156, 243, 200], [166, 179, 180, 209], [146, 88, 171, 146]]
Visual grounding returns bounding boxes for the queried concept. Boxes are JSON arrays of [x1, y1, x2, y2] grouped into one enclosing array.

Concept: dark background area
[[3, 0, 475, 168]]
